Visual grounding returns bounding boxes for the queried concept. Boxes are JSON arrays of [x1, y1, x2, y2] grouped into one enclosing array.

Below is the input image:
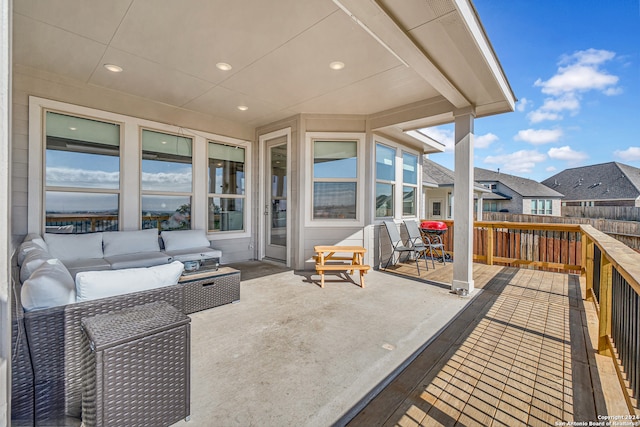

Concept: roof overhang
[[12, 0, 516, 132]]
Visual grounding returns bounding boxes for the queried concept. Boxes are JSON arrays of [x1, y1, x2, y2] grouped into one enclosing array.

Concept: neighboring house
[[542, 162, 640, 207], [422, 158, 493, 220], [475, 168, 564, 216]]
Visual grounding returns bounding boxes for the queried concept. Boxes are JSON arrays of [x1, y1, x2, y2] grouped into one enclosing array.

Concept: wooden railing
[[428, 219, 640, 412], [582, 225, 640, 413], [437, 220, 582, 273], [46, 214, 171, 233]]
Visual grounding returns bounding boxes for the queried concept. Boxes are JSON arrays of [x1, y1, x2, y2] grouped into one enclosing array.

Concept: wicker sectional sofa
[[11, 229, 223, 426]]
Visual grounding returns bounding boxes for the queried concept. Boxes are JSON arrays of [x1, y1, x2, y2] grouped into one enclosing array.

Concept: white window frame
[[305, 132, 365, 227], [207, 140, 249, 235], [140, 127, 194, 231], [374, 142, 396, 219], [371, 135, 421, 220], [28, 96, 251, 239], [531, 198, 552, 215], [401, 150, 419, 218], [41, 110, 124, 233]]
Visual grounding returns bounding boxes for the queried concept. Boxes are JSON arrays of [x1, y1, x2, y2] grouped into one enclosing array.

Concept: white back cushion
[[161, 229, 210, 251], [75, 260, 184, 302], [102, 229, 160, 257], [20, 248, 53, 282], [17, 241, 45, 266], [21, 259, 76, 312], [44, 233, 103, 262]]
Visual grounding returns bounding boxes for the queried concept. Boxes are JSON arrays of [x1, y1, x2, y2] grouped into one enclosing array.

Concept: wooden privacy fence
[[435, 220, 582, 274], [483, 211, 640, 252], [427, 219, 640, 413]]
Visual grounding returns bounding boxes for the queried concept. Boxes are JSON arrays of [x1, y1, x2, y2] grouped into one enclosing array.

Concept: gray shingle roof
[[475, 167, 564, 198], [423, 158, 492, 193], [541, 162, 640, 201], [423, 158, 455, 186]]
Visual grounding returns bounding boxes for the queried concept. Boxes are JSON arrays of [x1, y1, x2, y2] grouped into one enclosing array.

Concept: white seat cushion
[[44, 232, 104, 263], [75, 261, 184, 302], [21, 259, 76, 312], [105, 252, 172, 270], [102, 229, 160, 257], [63, 258, 112, 279], [163, 247, 222, 262]]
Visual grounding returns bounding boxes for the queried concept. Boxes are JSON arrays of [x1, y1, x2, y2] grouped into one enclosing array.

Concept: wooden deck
[[348, 261, 627, 426]]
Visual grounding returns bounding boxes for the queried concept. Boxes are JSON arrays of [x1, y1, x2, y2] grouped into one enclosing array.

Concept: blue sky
[[422, 0, 640, 182]]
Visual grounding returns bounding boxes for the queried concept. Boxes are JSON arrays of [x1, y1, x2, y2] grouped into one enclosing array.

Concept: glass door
[[265, 140, 287, 261]]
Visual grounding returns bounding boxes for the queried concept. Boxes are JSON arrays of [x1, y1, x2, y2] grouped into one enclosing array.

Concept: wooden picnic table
[[313, 245, 370, 288]]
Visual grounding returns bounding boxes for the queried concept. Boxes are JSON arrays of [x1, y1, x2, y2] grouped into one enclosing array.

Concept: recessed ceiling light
[[237, 105, 248, 111], [104, 64, 123, 73], [69, 127, 77, 131], [329, 61, 345, 70], [216, 62, 233, 71], [161, 141, 167, 144]]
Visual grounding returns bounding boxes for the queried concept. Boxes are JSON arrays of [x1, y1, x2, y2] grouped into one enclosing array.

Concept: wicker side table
[[180, 266, 240, 314], [80, 301, 191, 427]]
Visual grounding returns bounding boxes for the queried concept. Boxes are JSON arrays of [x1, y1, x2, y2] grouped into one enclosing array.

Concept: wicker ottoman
[[80, 301, 191, 427], [180, 266, 240, 314]]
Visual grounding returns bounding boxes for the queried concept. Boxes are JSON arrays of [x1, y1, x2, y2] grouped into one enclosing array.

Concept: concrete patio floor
[[170, 261, 478, 427]]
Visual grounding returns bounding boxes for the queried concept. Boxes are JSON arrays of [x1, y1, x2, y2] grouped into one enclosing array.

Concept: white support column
[[453, 108, 475, 293], [476, 193, 483, 221]]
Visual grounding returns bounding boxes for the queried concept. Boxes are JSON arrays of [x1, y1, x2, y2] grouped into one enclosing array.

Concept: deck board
[[348, 262, 602, 426]]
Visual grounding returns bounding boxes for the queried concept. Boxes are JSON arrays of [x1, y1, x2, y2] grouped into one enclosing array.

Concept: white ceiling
[[12, 0, 515, 130]]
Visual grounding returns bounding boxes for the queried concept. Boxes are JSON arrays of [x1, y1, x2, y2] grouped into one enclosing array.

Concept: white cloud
[[529, 49, 621, 124], [516, 97, 531, 112], [419, 127, 455, 152], [560, 48, 615, 66], [547, 146, 588, 164], [514, 128, 563, 145], [527, 110, 562, 123], [614, 147, 640, 161], [484, 150, 546, 174], [539, 94, 581, 113], [535, 49, 620, 96], [546, 166, 557, 173], [475, 133, 498, 149], [46, 167, 119, 189]]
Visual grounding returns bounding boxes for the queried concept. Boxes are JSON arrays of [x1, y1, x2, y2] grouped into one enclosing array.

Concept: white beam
[[452, 109, 475, 293], [333, 0, 471, 109]]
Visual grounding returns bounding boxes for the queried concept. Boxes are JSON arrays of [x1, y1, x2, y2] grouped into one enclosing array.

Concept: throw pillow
[[44, 232, 103, 262], [161, 229, 210, 251], [102, 229, 160, 257], [20, 248, 53, 282], [21, 259, 76, 312], [75, 260, 184, 302]]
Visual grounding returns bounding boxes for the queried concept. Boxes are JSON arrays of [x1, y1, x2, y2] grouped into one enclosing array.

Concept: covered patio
[[3, 0, 511, 423], [168, 260, 624, 426]]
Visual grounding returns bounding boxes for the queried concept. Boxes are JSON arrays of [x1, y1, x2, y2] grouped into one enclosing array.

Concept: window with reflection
[[375, 143, 395, 217], [45, 111, 120, 233], [402, 152, 418, 216], [312, 140, 358, 219], [208, 142, 245, 232], [141, 129, 193, 230]]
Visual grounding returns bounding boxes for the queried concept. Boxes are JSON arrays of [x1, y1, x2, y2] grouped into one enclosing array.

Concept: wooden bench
[[314, 245, 370, 288]]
